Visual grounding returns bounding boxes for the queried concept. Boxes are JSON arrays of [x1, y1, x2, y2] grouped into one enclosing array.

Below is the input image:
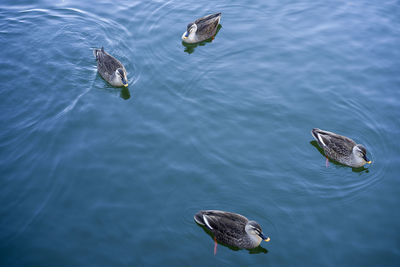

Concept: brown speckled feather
[[194, 13, 221, 41], [96, 49, 124, 76], [312, 128, 356, 163], [194, 210, 255, 249]]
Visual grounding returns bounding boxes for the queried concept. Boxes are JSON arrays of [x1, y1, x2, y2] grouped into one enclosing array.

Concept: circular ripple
[[300, 89, 388, 203]]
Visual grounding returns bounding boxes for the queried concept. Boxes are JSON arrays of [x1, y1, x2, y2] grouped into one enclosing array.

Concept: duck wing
[[96, 50, 124, 76], [312, 128, 355, 156], [195, 210, 247, 231], [195, 13, 221, 36], [194, 13, 221, 25], [195, 210, 248, 247]]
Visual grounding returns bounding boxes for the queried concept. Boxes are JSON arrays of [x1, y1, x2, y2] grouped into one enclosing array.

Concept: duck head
[[353, 144, 371, 165], [182, 23, 197, 43], [116, 68, 128, 87], [245, 221, 270, 246]]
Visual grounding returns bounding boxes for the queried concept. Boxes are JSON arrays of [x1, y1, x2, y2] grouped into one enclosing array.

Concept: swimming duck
[[93, 47, 128, 87], [182, 13, 221, 43], [194, 210, 270, 250], [311, 128, 372, 168]]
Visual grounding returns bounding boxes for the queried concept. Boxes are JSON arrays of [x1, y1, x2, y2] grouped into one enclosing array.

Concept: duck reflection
[[120, 86, 130, 100], [182, 25, 222, 54], [310, 141, 369, 173]]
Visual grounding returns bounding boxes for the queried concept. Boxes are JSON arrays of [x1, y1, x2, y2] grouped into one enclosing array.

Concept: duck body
[[194, 210, 270, 249], [182, 13, 221, 43], [94, 47, 128, 87], [311, 128, 371, 168]]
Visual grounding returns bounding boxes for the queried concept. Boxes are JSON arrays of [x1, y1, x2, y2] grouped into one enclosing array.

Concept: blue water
[[1, 0, 400, 266]]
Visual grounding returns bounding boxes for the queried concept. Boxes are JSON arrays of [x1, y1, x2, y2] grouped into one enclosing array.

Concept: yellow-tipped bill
[[259, 232, 270, 242], [367, 161, 372, 164]]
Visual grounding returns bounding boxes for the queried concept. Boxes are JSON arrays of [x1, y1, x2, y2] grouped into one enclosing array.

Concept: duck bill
[[259, 233, 270, 242], [363, 155, 371, 164], [122, 78, 128, 87], [183, 32, 189, 39]]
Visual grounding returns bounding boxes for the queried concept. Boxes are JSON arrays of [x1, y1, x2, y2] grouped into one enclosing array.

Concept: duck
[[311, 128, 372, 168], [194, 210, 270, 250], [182, 13, 221, 43], [93, 47, 128, 87]]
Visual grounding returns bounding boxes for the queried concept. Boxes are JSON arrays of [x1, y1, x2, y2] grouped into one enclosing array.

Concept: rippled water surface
[[1, 0, 400, 266]]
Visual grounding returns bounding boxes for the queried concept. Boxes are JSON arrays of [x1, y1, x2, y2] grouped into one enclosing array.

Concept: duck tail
[[93, 48, 100, 60], [311, 128, 321, 141], [194, 211, 205, 226], [93, 47, 104, 60], [211, 12, 222, 20], [311, 128, 329, 147]]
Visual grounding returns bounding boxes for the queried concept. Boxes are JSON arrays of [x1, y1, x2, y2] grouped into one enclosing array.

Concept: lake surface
[[1, 0, 400, 266]]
